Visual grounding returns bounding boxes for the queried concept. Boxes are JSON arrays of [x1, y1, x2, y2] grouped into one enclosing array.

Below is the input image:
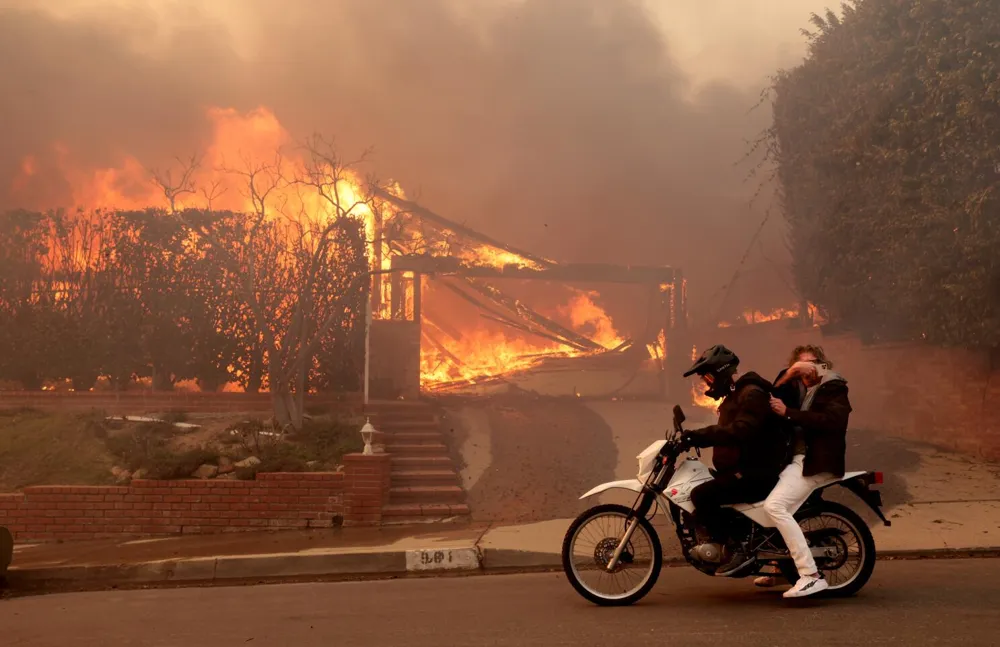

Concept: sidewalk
[[6, 425, 1000, 592], [5, 525, 491, 590], [5, 495, 1000, 593]]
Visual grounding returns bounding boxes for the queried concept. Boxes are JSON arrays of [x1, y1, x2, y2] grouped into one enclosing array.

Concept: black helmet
[[683, 344, 739, 399]]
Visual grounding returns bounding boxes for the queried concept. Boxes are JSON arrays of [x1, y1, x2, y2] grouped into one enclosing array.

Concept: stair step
[[382, 503, 471, 519], [391, 456, 453, 468], [364, 409, 437, 423], [391, 470, 461, 486], [379, 426, 441, 435], [368, 403, 435, 410], [384, 443, 448, 455], [390, 485, 466, 504], [387, 432, 445, 444], [376, 421, 438, 430], [375, 419, 440, 428]]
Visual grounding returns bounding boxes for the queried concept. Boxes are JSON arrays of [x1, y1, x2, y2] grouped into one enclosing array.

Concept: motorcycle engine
[[688, 543, 723, 563]]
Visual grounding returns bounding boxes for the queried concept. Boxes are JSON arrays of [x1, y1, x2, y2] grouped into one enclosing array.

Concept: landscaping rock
[[110, 466, 132, 484], [132, 468, 148, 481], [216, 472, 239, 480], [218, 456, 234, 475], [192, 464, 219, 479], [235, 456, 261, 469]]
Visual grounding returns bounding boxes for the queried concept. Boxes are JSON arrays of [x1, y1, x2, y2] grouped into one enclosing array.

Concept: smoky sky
[[0, 0, 797, 320]]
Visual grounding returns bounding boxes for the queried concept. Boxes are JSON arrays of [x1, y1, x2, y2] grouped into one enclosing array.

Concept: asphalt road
[[3, 559, 998, 646]]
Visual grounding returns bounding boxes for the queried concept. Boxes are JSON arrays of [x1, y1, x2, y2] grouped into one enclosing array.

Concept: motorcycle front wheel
[[561, 503, 663, 606]]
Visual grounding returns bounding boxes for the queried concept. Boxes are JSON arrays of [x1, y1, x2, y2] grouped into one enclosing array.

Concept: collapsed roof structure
[[366, 189, 689, 399]]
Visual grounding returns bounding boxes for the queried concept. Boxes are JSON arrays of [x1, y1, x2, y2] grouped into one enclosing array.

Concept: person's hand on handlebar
[[681, 429, 710, 449]]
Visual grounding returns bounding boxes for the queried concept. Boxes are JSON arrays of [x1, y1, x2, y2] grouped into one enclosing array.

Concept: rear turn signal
[[873, 471, 884, 484]]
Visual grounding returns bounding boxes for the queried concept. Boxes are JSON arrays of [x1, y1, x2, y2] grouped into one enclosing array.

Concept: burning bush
[[0, 206, 368, 410]]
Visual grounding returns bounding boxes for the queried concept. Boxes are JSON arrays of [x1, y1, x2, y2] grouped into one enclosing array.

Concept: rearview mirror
[[672, 404, 686, 431]]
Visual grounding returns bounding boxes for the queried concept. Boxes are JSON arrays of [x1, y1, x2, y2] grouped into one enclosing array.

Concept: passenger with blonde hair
[[756, 345, 852, 598]]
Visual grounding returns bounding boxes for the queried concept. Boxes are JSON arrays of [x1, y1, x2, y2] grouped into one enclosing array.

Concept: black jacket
[[772, 368, 806, 410], [786, 376, 852, 477], [689, 372, 789, 480]]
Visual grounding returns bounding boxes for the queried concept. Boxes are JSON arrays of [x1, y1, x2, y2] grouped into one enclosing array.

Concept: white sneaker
[[754, 576, 778, 588], [783, 574, 829, 599]]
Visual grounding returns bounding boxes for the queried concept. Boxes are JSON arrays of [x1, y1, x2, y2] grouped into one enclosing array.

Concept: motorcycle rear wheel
[[778, 500, 877, 597], [562, 503, 663, 606]]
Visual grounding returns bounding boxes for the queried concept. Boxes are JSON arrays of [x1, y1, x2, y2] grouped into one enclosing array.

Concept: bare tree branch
[[150, 154, 202, 213]]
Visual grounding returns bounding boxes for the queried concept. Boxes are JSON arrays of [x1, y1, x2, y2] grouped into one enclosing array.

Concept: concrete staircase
[[366, 401, 470, 524]]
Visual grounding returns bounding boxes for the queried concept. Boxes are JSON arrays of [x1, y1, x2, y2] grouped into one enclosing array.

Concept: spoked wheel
[[562, 503, 663, 606], [779, 501, 877, 597]]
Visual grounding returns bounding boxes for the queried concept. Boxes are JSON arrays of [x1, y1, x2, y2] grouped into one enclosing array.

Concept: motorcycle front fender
[[579, 479, 645, 500]]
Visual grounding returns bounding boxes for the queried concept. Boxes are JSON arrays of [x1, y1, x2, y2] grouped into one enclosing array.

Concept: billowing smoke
[[0, 0, 803, 321]]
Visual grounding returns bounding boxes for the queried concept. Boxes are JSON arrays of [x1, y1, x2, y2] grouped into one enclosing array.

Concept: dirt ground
[[440, 392, 1000, 528], [441, 395, 618, 524]]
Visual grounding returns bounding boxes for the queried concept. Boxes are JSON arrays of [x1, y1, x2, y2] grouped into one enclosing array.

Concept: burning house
[[7, 106, 813, 407], [365, 189, 690, 401]]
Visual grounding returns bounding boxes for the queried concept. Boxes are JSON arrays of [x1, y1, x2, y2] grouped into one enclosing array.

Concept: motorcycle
[[561, 405, 891, 606]]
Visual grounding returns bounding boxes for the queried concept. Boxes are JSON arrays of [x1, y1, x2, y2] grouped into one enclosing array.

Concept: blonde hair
[[789, 344, 833, 369]]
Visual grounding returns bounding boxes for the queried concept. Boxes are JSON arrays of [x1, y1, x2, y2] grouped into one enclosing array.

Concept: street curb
[[4, 545, 1000, 594], [2, 546, 481, 593]]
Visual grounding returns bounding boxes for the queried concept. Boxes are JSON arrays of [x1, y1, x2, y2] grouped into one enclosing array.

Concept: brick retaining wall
[[342, 453, 392, 528], [0, 453, 393, 542]]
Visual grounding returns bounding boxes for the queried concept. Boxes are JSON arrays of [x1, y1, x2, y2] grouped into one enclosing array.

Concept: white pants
[[763, 455, 834, 578]]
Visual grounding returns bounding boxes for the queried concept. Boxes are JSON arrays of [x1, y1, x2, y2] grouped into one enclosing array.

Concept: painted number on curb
[[405, 548, 479, 572]]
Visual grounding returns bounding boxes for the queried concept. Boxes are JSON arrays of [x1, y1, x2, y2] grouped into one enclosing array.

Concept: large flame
[[559, 291, 625, 350], [420, 326, 572, 387], [10, 105, 626, 390], [420, 286, 625, 388]]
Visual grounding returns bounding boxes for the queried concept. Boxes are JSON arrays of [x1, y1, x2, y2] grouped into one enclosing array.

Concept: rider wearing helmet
[[682, 344, 790, 576]]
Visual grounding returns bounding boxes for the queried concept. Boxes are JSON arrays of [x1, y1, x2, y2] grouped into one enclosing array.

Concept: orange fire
[[559, 291, 625, 350], [688, 344, 717, 411], [645, 328, 667, 361], [420, 326, 573, 387], [420, 287, 625, 388], [10, 105, 627, 390], [463, 246, 545, 270], [691, 380, 718, 411], [717, 303, 826, 328]]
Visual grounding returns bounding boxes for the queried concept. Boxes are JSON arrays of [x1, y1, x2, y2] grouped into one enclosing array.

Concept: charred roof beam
[[372, 189, 556, 269], [390, 254, 678, 285]]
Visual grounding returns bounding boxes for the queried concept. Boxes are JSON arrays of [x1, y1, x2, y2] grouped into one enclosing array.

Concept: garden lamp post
[[360, 418, 376, 455]]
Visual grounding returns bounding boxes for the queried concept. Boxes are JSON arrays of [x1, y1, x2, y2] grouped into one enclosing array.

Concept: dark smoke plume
[[0, 0, 797, 321]]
